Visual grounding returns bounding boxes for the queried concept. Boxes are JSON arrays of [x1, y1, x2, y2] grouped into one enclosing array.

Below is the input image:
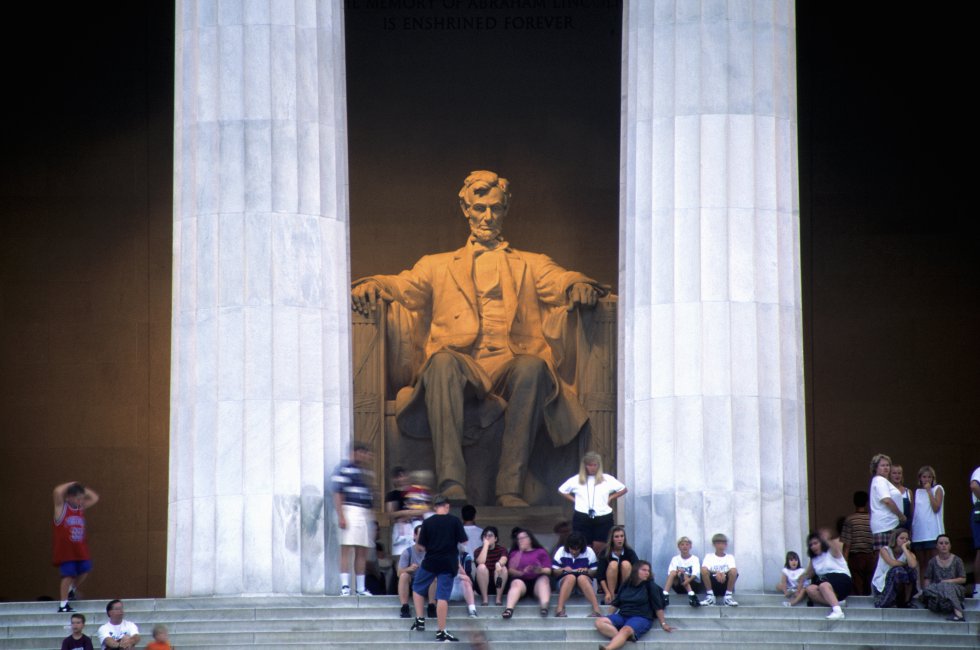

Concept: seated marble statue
[[351, 170, 607, 507]]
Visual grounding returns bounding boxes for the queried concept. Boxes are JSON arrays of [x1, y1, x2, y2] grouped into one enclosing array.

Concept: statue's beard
[[471, 225, 501, 242]]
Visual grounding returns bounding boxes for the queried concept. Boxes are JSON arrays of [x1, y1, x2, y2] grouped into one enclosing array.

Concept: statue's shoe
[[496, 494, 530, 507], [442, 483, 468, 503]]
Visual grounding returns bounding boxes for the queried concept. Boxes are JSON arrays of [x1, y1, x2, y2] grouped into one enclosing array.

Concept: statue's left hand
[[567, 282, 599, 311]]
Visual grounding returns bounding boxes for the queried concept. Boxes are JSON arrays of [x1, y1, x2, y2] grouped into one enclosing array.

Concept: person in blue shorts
[[409, 495, 468, 643], [595, 560, 673, 649]]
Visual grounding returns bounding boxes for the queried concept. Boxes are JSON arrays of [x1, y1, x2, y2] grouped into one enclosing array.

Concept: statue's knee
[[427, 351, 456, 370], [514, 354, 547, 371], [509, 355, 549, 383], [424, 351, 464, 381]]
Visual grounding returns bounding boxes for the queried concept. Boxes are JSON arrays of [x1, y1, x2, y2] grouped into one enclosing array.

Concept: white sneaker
[[699, 594, 715, 606], [723, 594, 738, 607], [356, 589, 373, 596], [826, 609, 845, 620], [782, 601, 792, 607], [340, 585, 351, 596], [838, 599, 846, 607]]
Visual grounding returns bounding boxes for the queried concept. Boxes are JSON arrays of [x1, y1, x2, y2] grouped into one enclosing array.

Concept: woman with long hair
[[594, 560, 673, 650], [871, 528, 918, 608], [597, 525, 639, 604], [910, 465, 945, 587], [558, 451, 627, 555], [501, 528, 552, 619]]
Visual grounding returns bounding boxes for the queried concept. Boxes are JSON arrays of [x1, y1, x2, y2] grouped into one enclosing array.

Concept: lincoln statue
[[351, 171, 608, 507]]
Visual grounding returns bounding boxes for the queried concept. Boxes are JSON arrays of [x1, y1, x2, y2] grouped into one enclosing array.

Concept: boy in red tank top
[[52, 481, 99, 612]]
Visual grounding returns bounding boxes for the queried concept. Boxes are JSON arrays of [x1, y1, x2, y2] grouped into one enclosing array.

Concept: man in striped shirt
[[331, 442, 376, 596], [840, 490, 875, 596]]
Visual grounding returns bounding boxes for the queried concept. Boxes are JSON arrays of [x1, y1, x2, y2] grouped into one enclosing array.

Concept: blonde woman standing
[[911, 465, 944, 586], [868, 453, 906, 550], [558, 452, 627, 555]]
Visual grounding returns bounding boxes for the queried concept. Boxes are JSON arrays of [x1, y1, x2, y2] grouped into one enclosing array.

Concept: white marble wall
[[169, 0, 351, 596], [619, 0, 808, 590]]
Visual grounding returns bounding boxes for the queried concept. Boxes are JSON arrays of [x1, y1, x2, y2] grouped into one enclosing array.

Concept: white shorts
[[340, 504, 373, 548]]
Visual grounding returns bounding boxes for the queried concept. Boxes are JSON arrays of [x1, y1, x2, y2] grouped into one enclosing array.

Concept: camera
[[588, 509, 596, 519]]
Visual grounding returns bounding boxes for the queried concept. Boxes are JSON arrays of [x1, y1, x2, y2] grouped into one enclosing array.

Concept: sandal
[[588, 609, 602, 617], [502, 608, 514, 619], [555, 609, 567, 618], [540, 607, 549, 617]]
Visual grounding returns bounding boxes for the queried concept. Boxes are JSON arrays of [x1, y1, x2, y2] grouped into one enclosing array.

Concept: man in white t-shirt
[[700, 533, 738, 607], [97, 600, 139, 649], [665, 536, 707, 607], [970, 466, 980, 597]]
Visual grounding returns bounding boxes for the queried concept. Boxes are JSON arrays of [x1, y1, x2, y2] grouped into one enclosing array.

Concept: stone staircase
[[1, 593, 976, 649]]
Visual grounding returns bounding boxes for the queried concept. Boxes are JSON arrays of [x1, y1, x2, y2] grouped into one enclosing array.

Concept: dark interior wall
[[0, 4, 174, 600], [797, 2, 978, 547], [345, 2, 623, 287], [1, 1, 977, 603]]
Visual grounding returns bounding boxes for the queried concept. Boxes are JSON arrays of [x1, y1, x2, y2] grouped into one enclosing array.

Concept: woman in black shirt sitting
[[595, 560, 673, 649]]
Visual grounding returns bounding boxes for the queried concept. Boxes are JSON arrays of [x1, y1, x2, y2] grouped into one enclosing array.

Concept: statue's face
[[462, 186, 508, 243]]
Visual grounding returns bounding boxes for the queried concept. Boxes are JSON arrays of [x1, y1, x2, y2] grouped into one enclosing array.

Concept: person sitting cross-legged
[[552, 532, 601, 617]]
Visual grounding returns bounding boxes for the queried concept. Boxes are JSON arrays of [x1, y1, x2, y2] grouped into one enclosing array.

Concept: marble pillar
[[169, 0, 351, 595], [619, 1, 807, 590]]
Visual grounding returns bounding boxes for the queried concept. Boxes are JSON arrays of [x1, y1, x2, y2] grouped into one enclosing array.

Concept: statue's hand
[[567, 282, 598, 311], [351, 281, 382, 316]]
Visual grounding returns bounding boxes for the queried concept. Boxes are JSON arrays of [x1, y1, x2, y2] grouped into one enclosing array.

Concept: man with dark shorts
[[410, 495, 467, 642], [52, 481, 99, 612]]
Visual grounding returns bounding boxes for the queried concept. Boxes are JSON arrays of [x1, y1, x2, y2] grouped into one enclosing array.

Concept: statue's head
[[458, 170, 510, 243]]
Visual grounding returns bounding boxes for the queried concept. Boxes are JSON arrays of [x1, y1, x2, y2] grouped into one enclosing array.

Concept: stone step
[[3, 613, 973, 633], [2, 593, 975, 650]]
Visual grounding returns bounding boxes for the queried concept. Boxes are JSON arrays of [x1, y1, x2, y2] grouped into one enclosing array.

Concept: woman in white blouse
[[910, 465, 944, 587], [868, 453, 906, 551], [799, 529, 851, 620], [558, 452, 627, 555]]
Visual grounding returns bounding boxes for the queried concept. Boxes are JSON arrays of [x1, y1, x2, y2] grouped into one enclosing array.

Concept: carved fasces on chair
[[351, 301, 386, 507], [352, 297, 618, 505], [573, 296, 618, 474]]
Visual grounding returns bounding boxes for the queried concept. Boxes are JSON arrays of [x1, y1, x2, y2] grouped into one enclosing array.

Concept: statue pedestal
[[452, 505, 574, 551]]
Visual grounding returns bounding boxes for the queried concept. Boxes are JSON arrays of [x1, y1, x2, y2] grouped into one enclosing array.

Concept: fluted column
[[169, 0, 351, 595], [620, 1, 806, 589]]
